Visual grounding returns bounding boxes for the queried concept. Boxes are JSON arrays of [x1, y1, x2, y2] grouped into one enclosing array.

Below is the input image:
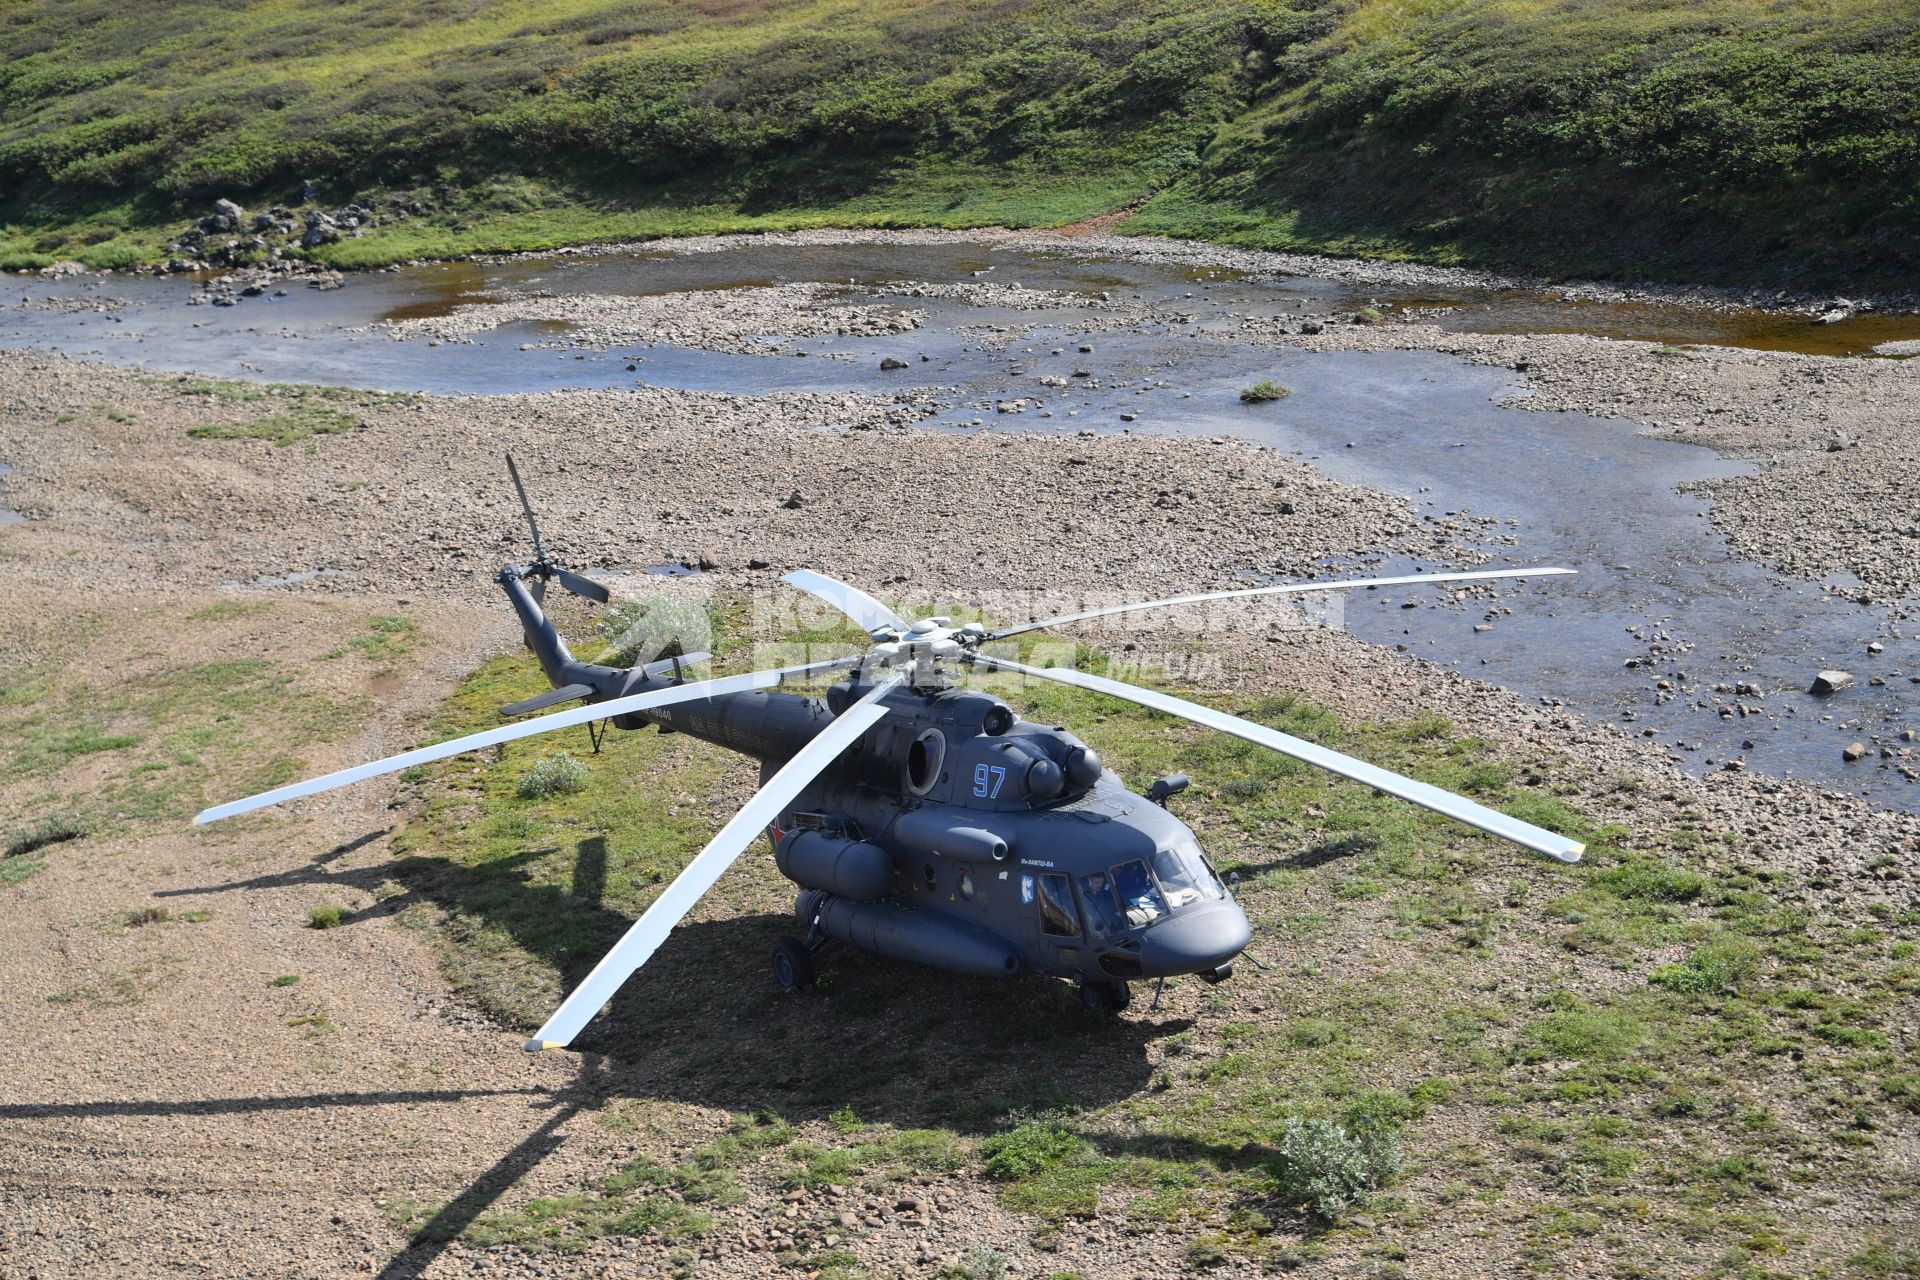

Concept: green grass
[[2, 0, 1912, 284], [1239, 379, 1291, 403], [0, 639, 363, 835]]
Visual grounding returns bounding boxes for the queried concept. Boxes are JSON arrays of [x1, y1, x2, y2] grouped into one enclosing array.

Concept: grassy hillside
[[2, 0, 1915, 284]]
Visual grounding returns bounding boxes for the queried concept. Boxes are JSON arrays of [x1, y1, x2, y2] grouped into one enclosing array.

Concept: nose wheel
[[1079, 980, 1131, 1015], [772, 936, 816, 992]]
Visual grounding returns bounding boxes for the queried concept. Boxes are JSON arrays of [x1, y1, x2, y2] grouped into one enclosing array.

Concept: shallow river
[[4, 242, 1914, 808]]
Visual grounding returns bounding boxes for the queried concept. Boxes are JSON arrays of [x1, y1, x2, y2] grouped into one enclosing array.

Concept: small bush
[[1352, 305, 1384, 325], [308, 903, 349, 929], [980, 1120, 1089, 1181], [1266, 1112, 1402, 1222], [1239, 379, 1291, 403], [517, 753, 589, 799], [268, 974, 301, 987], [5, 812, 90, 859], [113, 905, 171, 928]]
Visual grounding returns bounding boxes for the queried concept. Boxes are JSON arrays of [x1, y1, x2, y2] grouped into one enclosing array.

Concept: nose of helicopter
[[1139, 900, 1252, 978]]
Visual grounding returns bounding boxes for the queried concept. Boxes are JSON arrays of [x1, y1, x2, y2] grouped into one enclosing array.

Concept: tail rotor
[[505, 453, 610, 603]]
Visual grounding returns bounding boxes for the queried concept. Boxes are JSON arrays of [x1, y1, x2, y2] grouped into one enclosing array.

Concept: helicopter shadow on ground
[[171, 829, 1184, 1127], [168, 829, 1191, 1274]]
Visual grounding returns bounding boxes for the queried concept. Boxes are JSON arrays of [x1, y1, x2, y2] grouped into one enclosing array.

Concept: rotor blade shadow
[[373, 1072, 599, 1280], [0, 1087, 550, 1122]]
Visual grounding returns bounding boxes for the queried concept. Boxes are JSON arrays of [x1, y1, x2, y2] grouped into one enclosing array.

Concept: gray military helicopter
[[197, 458, 1584, 1051]]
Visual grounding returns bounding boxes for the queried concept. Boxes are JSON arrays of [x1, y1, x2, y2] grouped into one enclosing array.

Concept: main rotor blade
[[193, 655, 861, 825], [504, 453, 547, 566], [986, 568, 1576, 641], [781, 569, 909, 635], [524, 671, 905, 1051], [966, 653, 1584, 863]]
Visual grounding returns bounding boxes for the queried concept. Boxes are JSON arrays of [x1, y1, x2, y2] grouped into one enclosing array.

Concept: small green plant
[[1239, 379, 1292, 403], [112, 905, 171, 928], [268, 974, 301, 987], [517, 753, 590, 799], [287, 1006, 338, 1036], [981, 1120, 1089, 1181], [308, 903, 349, 929], [941, 1249, 1009, 1280], [1651, 935, 1761, 995], [1352, 305, 1384, 324]]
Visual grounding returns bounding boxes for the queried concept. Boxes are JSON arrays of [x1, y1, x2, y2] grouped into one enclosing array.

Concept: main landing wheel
[[1080, 980, 1131, 1015], [772, 937, 816, 993]]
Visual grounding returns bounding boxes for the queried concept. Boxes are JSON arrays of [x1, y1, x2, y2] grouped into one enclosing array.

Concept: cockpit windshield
[[1110, 860, 1167, 927], [1150, 838, 1226, 909]]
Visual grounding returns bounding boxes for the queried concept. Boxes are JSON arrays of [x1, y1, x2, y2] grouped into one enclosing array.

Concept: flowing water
[[3, 242, 1914, 806]]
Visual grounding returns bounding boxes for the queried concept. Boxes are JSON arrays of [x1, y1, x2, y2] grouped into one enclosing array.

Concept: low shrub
[[1266, 1111, 1403, 1222], [517, 752, 589, 799]]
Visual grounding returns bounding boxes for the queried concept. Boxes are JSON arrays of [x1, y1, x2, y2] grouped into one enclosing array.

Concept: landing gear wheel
[[1080, 980, 1131, 1015], [772, 937, 816, 993]]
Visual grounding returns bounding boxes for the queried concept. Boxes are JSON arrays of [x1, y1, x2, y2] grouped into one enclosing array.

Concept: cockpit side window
[[1079, 871, 1124, 940], [1111, 860, 1167, 927], [1037, 873, 1079, 938]]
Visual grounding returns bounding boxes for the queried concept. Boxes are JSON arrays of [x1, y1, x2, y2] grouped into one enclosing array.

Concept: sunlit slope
[[3, 0, 1914, 282]]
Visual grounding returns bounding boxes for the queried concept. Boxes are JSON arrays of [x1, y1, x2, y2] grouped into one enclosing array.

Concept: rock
[[781, 490, 804, 510], [39, 260, 87, 278], [303, 178, 322, 201], [301, 210, 340, 249], [214, 197, 245, 223], [748, 557, 771, 570], [1843, 742, 1868, 762], [1299, 319, 1324, 335], [1810, 670, 1855, 695], [879, 357, 909, 370], [1868, 641, 1885, 655]]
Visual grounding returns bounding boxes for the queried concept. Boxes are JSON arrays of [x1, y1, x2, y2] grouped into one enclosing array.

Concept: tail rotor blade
[[966, 652, 1584, 863], [524, 670, 905, 1051], [194, 655, 862, 825], [553, 565, 611, 604], [504, 453, 547, 565]]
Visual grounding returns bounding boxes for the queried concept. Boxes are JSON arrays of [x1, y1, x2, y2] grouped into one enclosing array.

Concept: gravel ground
[[3, 239, 1918, 1278], [376, 283, 923, 355]]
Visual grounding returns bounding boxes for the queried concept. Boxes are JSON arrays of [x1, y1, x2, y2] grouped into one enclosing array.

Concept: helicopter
[[196, 457, 1585, 1051]]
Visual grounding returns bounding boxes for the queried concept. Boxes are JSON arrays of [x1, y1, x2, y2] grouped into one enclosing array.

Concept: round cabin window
[[905, 728, 946, 795]]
